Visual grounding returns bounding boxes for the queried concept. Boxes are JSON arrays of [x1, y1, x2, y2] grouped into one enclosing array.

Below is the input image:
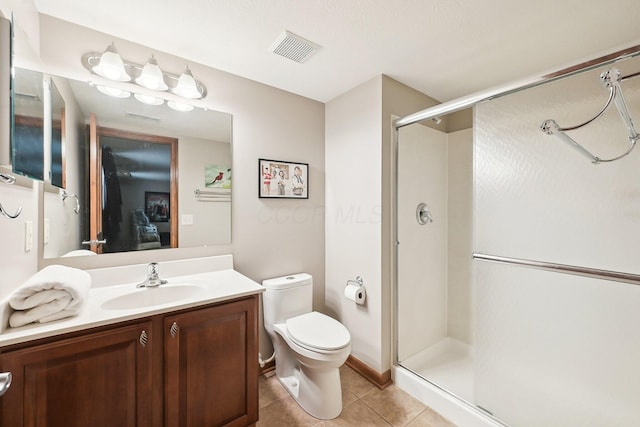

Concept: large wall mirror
[[42, 73, 232, 259]]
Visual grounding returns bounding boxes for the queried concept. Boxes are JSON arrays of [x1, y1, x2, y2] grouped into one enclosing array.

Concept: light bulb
[[167, 100, 194, 112], [172, 66, 202, 99], [96, 85, 131, 98], [92, 43, 131, 82], [136, 55, 168, 91], [134, 93, 164, 105]]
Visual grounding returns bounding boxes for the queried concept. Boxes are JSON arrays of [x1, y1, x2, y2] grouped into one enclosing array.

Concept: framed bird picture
[[258, 158, 308, 199], [205, 164, 232, 189]]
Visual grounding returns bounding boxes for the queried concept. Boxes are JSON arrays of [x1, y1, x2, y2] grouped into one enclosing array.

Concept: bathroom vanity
[[0, 256, 262, 427]]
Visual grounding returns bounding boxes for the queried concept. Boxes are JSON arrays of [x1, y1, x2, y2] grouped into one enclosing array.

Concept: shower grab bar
[[473, 253, 640, 287]]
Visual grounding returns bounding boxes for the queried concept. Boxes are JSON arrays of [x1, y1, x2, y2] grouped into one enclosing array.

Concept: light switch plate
[[24, 221, 33, 252], [181, 214, 194, 225]]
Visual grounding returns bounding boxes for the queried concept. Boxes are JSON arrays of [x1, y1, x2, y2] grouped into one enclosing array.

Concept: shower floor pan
[[401, 337, 474, 403]]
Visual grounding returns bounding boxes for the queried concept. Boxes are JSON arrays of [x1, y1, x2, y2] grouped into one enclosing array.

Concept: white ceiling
[[32, 0, 640, 103]]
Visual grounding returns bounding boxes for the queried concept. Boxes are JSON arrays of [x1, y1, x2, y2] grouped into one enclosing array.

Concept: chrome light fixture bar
[[540, 67, 640, 164], [82, 44, 207, 100]]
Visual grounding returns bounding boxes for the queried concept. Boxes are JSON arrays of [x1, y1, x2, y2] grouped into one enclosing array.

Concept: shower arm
[[540, 68, 640, 164]]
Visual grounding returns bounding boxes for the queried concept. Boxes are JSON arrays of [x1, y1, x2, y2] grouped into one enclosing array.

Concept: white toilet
[[262, 273, 351, 419]]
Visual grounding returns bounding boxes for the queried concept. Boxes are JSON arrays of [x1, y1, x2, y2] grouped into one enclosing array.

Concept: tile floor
[[258, 365, 456, 427]]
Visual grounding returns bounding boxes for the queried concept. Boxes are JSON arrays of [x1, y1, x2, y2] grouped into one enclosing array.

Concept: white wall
[[42, 76, 85, 259], [395, 125, 473, 361], [325, 75, 442, 373], [447, 128, 473, 344], [0, 179, 38, 298], [325, 76, 384, 371]]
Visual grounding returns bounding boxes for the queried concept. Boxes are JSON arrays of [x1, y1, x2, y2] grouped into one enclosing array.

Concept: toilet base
[[277, 364, 343, 420]]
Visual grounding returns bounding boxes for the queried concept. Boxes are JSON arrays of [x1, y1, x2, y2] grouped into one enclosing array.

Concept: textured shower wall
[[474, 55, 640, 426], [397, 124, 474, 360], [397, 123, 448, 361], [446, 128, 473, 344]]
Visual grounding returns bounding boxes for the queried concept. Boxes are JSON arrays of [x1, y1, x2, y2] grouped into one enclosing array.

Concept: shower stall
[[393, 46, 640, 426]]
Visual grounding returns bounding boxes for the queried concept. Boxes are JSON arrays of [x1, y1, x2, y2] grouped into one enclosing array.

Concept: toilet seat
[[285, 311, 350, 352]]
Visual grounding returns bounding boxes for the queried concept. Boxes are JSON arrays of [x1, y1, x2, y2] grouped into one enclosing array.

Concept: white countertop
[[0, 267, 264, 349]]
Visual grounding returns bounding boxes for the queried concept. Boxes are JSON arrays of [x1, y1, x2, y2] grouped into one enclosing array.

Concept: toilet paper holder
[[346, 276, 364, 288], [345, 276, 366, 305]]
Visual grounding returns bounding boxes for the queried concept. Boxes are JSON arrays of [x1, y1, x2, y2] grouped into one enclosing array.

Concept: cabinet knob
[[170, 322, 179, 338], [139, 330, 148, 347], [0, 372, 11, 397]]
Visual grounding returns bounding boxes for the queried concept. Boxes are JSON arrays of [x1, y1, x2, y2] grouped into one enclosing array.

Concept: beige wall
[[325, 75, 440, 373], [325, 76, 383, 370], [178, 137, 231, 247], [42, 76, 86, 259]]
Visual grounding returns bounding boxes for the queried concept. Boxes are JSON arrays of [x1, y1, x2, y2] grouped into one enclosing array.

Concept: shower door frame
[[391, 43, 640, 423]]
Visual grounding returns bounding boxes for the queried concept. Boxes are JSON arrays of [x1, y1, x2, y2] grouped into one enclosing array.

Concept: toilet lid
[[286, 311, 351, 351]]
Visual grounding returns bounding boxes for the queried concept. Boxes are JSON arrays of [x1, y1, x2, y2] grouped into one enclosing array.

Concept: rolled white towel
[[8, 265, 91, 328]]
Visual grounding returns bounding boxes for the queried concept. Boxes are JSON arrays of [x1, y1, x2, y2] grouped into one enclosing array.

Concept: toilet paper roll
[[344, 284, 366, 305]]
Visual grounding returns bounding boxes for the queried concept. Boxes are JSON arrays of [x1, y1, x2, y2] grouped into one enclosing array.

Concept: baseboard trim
[[345, 355, 392, 389], [260, 360, 275, 376]]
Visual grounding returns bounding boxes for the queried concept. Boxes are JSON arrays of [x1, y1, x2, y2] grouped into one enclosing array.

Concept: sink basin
[[100, 285, 204, 310]]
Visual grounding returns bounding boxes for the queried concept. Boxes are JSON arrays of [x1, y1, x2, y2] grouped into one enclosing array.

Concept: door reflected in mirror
[[91, 126, 177, 254]]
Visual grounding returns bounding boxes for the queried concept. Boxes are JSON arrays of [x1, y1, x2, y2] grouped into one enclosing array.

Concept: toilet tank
[[262, 273, 313, 328]]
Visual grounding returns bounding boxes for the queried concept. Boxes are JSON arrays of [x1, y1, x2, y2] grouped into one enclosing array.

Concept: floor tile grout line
[[358, 387, 427, 427]]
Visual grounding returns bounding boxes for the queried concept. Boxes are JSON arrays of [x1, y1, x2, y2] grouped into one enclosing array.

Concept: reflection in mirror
[[12, 68, 44, 180], [93, 127, 176, 254], [50, 78, 65, 188], [43, 74, 232, 259]]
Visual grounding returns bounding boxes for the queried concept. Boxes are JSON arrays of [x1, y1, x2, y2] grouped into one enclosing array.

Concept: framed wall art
[[259, 158, 308, 199], [145, 191, 170, 222]]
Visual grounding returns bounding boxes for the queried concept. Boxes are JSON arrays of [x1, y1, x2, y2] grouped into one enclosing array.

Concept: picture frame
[[259, 158, 309, 199], [145, 191, 170, 222]]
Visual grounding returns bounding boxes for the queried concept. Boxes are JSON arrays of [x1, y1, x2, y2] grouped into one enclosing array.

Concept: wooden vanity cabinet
[[164, 297, 258, 427], [0, 321, 154, 427], [0, 295, 259, 427]]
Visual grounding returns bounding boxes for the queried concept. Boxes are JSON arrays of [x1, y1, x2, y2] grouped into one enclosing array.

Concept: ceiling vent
[[270, 30, 321, 64]]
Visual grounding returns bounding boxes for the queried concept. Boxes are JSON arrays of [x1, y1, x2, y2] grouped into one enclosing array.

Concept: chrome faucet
[[137, 262, 168, 288]]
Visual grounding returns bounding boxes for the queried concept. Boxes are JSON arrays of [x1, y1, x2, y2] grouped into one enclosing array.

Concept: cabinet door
[[165, 297, 258, 427], [0, 322, 153, 427]]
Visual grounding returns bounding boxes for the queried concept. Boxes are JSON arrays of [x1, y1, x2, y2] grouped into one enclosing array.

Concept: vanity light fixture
[[82, 44, 207, 103], [91, 43, 131, 82]]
